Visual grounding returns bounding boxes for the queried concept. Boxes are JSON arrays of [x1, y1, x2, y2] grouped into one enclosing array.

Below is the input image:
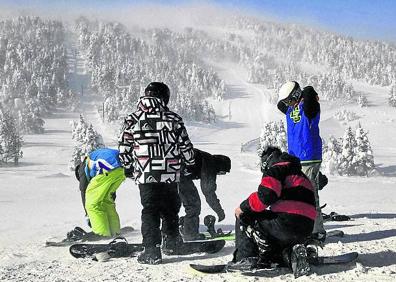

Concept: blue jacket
[[85, 148, 122, 180], [286, 102, 322, 162]]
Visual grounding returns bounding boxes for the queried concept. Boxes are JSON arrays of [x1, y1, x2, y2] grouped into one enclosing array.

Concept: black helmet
[[144, 82, 170, 105], [260, 145, 281, 172]]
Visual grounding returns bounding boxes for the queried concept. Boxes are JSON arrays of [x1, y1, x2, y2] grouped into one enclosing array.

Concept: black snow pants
[[234, 211, 314, 263], [179, 177, 201, 237], [139, 183, 181, 248]]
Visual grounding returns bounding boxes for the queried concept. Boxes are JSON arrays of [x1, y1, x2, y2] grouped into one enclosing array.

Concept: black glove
[[216, 209, 225, 222], [318, 172, 328, 190], [183, 165, 194, 177], [124, 167, 134, 178]]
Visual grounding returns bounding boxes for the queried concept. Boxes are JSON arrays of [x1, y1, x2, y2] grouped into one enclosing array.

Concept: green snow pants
[[85, 167, 126, 237]]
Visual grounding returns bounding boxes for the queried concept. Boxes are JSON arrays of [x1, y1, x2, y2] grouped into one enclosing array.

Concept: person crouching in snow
[[75, 148, 126, 238], [179, 148, 230, 241], [233, 146, 316, 278]]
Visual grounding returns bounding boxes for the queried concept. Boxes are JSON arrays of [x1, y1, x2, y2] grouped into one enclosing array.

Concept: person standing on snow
[[277, 81, 325, 241], [75, 148, 126, 238], [234, 146, 316, 278], [118, 82, 195, 264], [179, 148, 231, 240]]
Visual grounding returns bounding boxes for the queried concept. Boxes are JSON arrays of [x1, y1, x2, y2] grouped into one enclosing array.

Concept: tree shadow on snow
[[213, 119, 246, 130], [43, 129, 70, 135], [358, 250, 396, 267], [0, 162, 43, 171], [225, 84, 251, 100], [375, 164, 396, 177], [325, 223, 362, 230], [23, 142, 67, 148], [162, 245, 235, 264], [310, 261, 357, 276], [350, 213, 396, 219], [335, 229, 396, 243]]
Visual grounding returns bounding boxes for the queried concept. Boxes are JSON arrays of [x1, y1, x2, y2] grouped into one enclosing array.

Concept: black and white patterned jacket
[[118, 96, 195, 184]]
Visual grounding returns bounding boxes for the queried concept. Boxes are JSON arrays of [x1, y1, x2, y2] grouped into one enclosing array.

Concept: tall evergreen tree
[[258, 120, 287, 155], [0, 105, 23, 165], [338, 126, 357, 175], [69, 114, 105, 170], [389, 84, 396, 107], [354, 123, 375, 176], [322, 136, 342, 175]]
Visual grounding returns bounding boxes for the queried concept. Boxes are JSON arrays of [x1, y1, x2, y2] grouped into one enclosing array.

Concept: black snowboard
[[70, 237, 143, 259], [45, 226, 135, 247], [190, 252, 358, 274], [167, 239, 226, 256], [323, 212, 351, 221], [70, 238, 225, 259]]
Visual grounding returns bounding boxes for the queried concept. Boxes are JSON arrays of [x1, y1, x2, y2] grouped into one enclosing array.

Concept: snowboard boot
[[82, 232, 110, 242], [162, 234, 184, 255], [290, 244, 310, 278], [311, 231, 326, 244], [305, 243, 319, 261], [66, 227, 87, 241], [137, 246, 162, 265]]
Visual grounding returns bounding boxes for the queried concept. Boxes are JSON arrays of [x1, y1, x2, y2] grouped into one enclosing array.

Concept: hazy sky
[[2, 0, 395, 42]]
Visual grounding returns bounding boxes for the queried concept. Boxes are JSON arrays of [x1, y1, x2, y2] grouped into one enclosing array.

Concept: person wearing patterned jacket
[[233, 146, 316, 277], [118, 82, 195, 264]]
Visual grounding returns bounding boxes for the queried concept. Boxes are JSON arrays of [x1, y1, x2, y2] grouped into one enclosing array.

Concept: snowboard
[[70, 237, 143, 259], [323, 212, 351, 222], [201, 230, 342, 242], [202, 231, 234, 241], [189, 252, 358, 274], [198, 229, 343, 242], [70, 237, 226, 259], [167, 239, 226, 256], [45, 226, 135, 247]]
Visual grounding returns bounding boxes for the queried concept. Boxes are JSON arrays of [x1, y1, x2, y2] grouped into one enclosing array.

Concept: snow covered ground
[[1, 22, 396, 282]]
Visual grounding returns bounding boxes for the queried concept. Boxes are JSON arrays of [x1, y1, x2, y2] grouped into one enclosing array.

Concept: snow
[[1, 12, 396, 282]]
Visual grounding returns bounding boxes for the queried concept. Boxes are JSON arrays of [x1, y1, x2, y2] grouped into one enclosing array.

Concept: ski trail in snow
[[66, 34, 119, 147], [198, 60, 282, 149]]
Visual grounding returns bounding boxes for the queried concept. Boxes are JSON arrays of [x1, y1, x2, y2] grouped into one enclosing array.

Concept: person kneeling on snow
[[179, 148, 231, 240], [233, 146, 316, 278], [75, 148, 126, 238]]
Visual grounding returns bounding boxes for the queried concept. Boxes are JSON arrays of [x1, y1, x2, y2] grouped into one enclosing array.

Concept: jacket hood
[[136, 96, 168, 113], [267, 151, 302, 170]]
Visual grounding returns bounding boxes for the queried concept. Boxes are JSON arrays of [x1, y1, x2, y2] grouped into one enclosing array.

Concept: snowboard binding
[[66, 227, 88, 242], [69, 236, 141, 259], [204, 215, 231, 238], [322, 212, 351, 221]]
